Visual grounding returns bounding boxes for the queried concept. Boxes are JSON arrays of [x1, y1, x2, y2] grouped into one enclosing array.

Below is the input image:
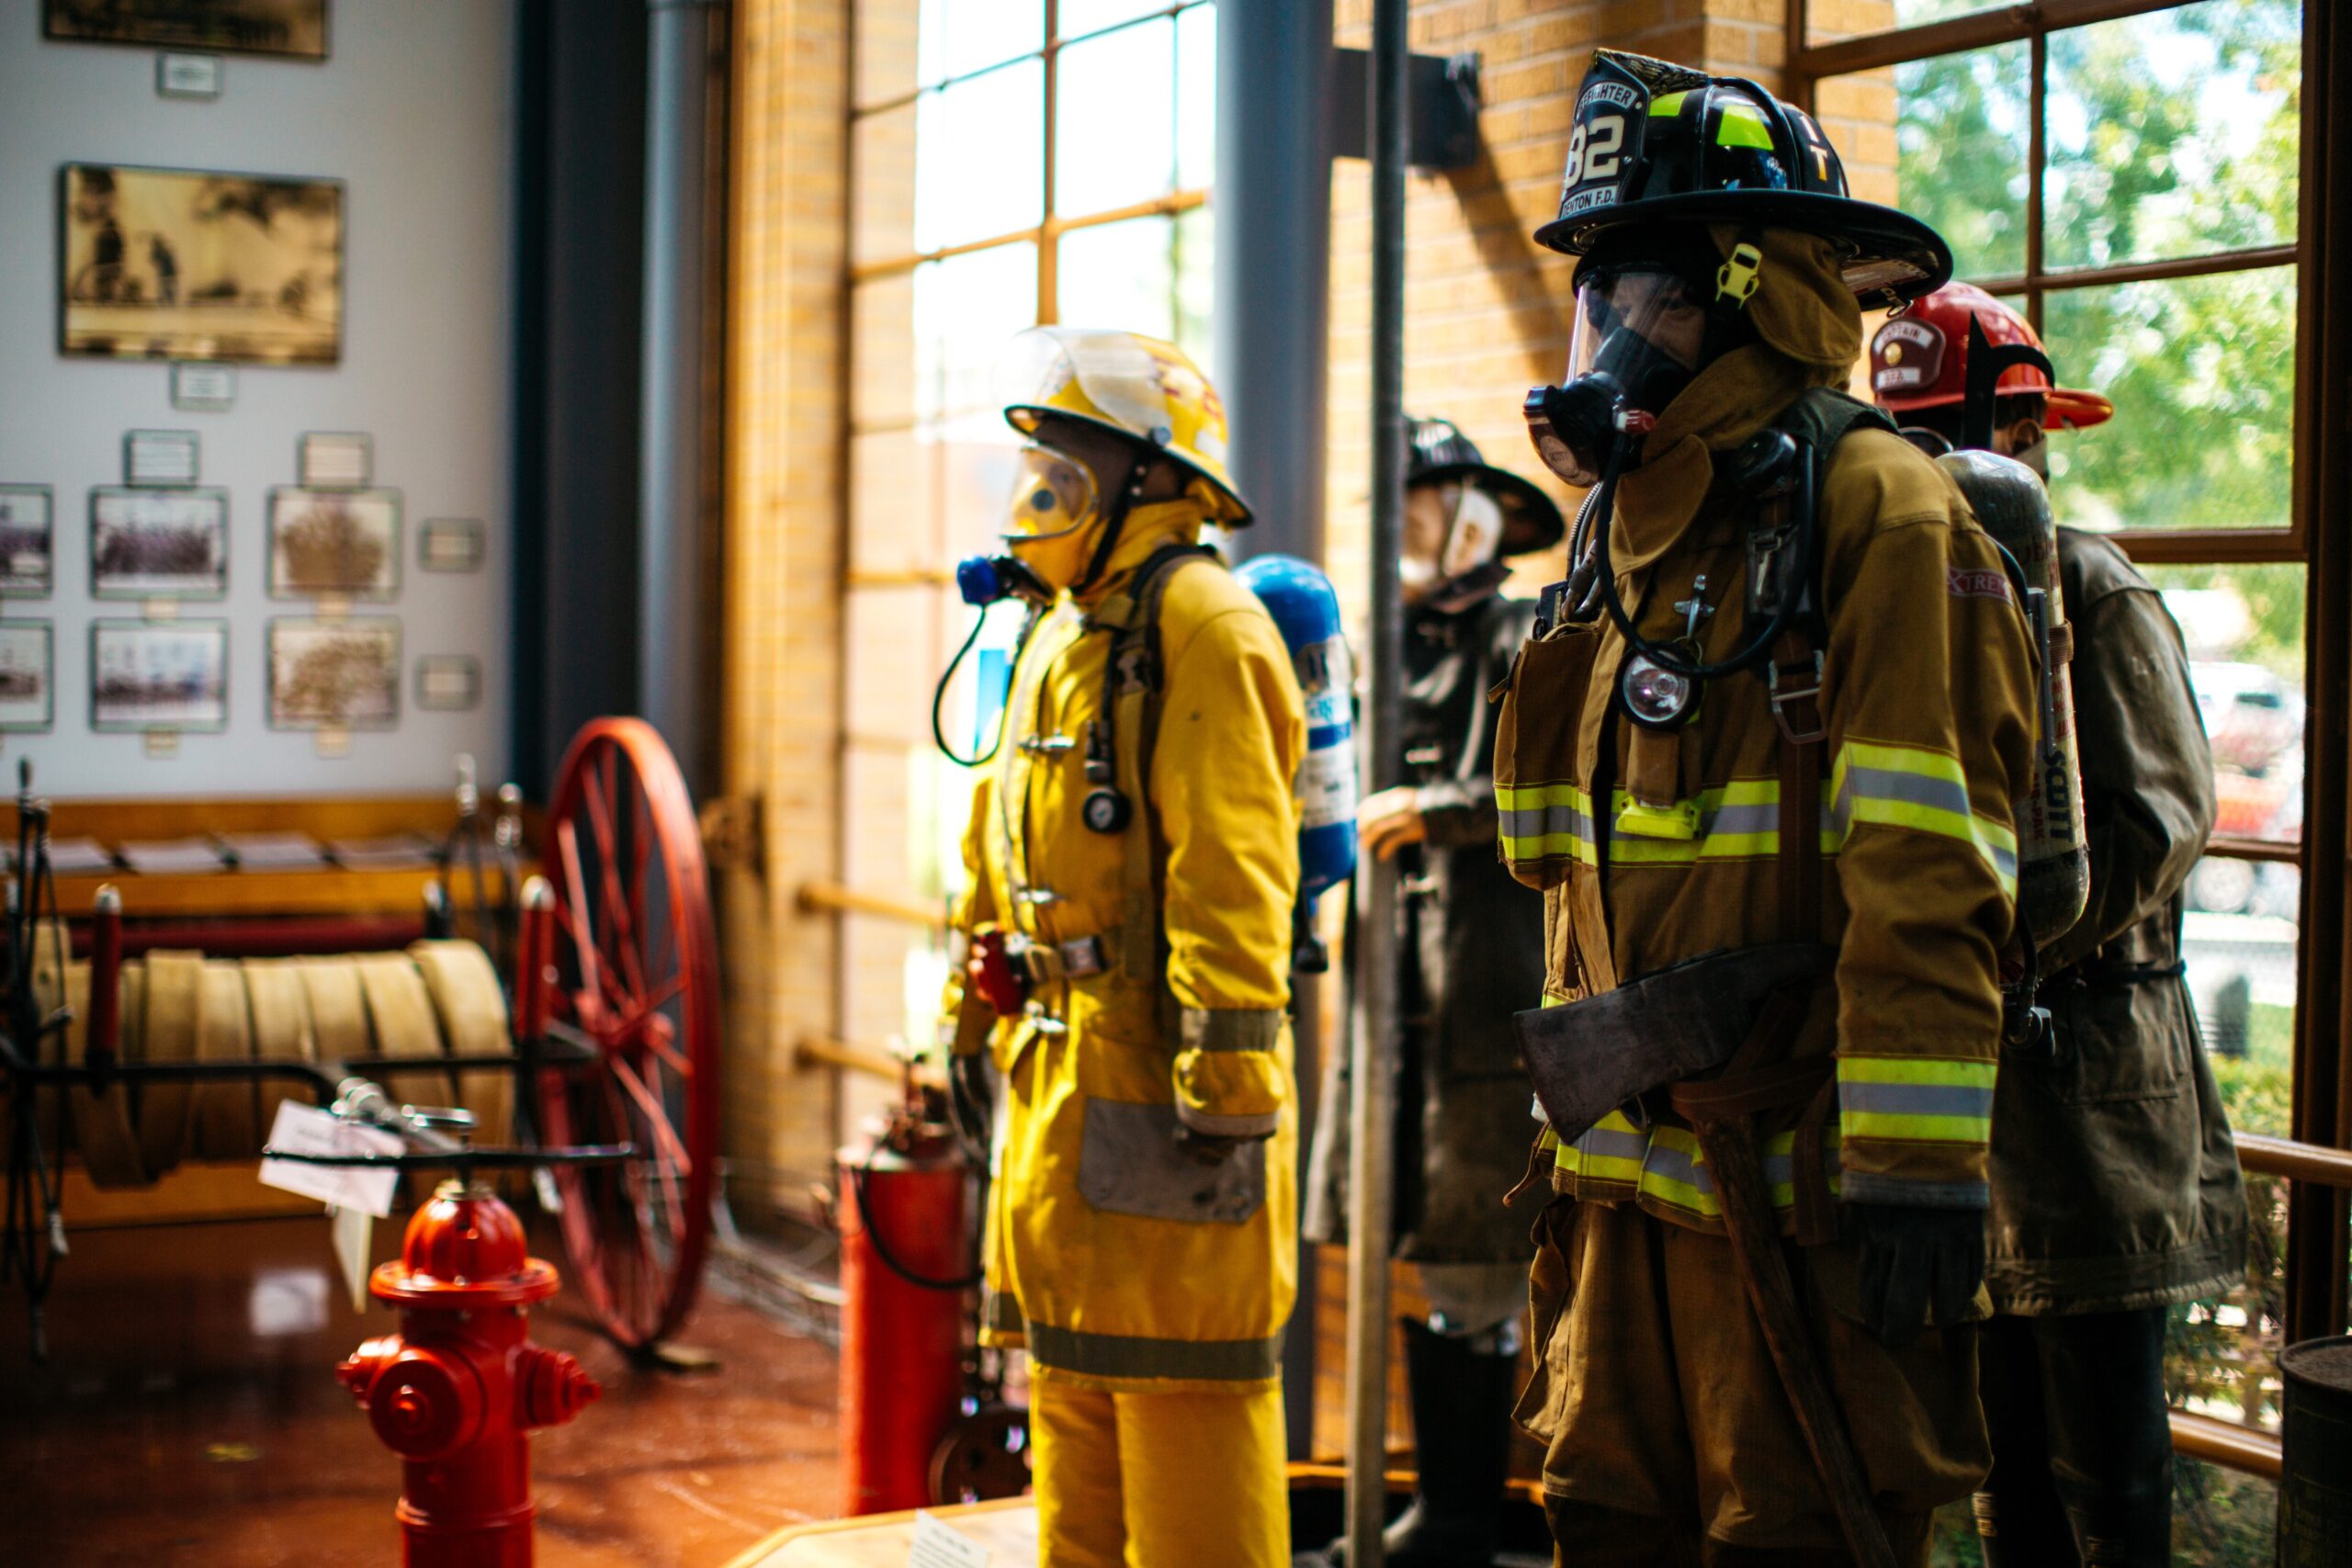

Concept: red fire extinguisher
[[836, 1101, 978, 1516]]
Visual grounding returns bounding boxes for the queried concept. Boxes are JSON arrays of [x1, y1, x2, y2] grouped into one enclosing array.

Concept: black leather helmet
[[1535, 50, 1952, 305]]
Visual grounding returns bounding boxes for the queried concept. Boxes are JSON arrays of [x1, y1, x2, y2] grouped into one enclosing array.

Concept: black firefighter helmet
[[1406, 416, 1566, 557], [1536, 51, 1952, 304]]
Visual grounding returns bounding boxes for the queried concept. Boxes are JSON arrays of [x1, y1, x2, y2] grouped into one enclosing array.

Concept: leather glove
[[1173, 1125, 1261, 1167], [1845, 1201, 1985, 1348]]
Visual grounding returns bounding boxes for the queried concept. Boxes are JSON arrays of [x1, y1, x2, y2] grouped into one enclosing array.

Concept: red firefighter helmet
[[1869, 282, 2113, 430]]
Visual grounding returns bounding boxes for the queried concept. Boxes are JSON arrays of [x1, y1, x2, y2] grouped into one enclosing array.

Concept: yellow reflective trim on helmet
[[1715, 103, 1775, 151], [1649, 90, 1689, 117]]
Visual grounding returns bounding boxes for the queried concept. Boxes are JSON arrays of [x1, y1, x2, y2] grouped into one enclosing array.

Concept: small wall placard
[[299, 432, 372, 490], [156, 52, 223, 99], [125, 429, 199, 487], [0, 486, 54, 599], [171, 363, 235, 412], [418, 518, 483, 573], [414, 655, 481, 711]]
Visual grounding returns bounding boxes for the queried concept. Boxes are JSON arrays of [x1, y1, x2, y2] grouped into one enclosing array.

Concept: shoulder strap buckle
[[1766, 649, 1826, 746]]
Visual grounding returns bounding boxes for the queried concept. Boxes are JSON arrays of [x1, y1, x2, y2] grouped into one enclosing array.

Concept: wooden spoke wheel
[[531, 718, 721, 1351]]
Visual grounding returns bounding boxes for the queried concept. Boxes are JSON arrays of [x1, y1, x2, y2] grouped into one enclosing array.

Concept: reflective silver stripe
[[1498, 803, 1595, 840], [1837, 1082, 1995, 1119], [1181, 1007, 1283, 1053], [1577, 1127, 1652, 1166], [1704, 802, 1779, 837], [1176, 1105, 1279, 1138], [1638, 1140, 1805, 1198], [1831, 765, 2019, 879], [1839, 1170, 1989, 1210], [1025, 1322, 1284, 1382]]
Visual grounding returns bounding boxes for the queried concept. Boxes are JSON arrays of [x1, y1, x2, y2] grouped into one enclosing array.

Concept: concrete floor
[[2, 1213, 844, 1565]]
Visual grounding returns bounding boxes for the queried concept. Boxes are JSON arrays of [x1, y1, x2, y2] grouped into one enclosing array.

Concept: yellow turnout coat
[[943, 500, 1307, 1395]]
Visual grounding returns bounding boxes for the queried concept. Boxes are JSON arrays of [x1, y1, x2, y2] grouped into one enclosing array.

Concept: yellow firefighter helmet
[[1000, 325, 1252, 526]]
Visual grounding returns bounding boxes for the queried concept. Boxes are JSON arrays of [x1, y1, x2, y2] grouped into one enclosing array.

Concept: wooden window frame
[[1792, 0, 2352, 1351], [846, 0, 1215, 321]]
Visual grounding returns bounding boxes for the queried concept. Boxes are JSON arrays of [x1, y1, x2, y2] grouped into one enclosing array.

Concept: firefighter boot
[[1300, 1318, 1518, 1567]]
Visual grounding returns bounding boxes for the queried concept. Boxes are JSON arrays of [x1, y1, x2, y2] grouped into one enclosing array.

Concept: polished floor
[[2, 1213, 844, 1565]]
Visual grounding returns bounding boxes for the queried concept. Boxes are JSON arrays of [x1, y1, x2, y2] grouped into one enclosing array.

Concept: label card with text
[[125, 429, 199, 487], [258, 1101, 401, 1217], [171, 363, 235, 412], [908, 1512, 992, 1568], [156, 52, 223, 99], [299, 432, 373, 490]]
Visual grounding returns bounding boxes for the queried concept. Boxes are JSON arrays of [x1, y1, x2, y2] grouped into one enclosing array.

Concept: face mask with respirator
[[1521, 250, 1819, 730]]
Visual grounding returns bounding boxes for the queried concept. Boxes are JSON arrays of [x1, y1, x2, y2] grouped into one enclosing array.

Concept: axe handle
[[1689, 1114, 1899, 1568]]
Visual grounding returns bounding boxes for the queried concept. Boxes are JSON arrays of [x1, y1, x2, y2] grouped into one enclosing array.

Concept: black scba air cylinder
[[2278, 1336, 2352, 1564], [1935, 447, 2088, 944]]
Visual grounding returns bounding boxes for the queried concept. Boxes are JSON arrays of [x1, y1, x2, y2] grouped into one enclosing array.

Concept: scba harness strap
[[1087, 542, 1219, 998]]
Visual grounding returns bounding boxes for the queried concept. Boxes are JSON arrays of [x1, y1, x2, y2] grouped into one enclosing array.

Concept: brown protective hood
[[1608, 227, 1862, 572]]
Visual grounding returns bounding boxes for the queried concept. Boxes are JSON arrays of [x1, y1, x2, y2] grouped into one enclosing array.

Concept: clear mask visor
[[1000, 442, 1101, 545], [1564, 265, 1709, 405], [1524, 265, 1712, 488]]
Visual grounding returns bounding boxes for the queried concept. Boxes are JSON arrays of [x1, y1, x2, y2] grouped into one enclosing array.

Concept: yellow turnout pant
[[1030, 1379, 1290, 1567]]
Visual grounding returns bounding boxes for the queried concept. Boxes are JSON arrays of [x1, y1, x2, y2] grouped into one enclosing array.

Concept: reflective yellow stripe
[[1829, 739, 2018, 897], [1547, 1110, 1840, 1219], [1838, 1054, 1996, 1146], [1501, 739, 2018, 899], [1650, 90, 1689, 117]]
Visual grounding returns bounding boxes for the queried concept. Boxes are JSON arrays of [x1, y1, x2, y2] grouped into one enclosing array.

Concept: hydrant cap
[[372, 1181, 560, 1307]]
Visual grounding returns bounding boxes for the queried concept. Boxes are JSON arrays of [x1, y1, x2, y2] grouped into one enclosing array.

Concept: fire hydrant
[[338, 1179, 601, 1566]]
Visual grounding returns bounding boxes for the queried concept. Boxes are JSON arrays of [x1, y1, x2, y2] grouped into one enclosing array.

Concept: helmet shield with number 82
[[1537, 50, 1951, 305]]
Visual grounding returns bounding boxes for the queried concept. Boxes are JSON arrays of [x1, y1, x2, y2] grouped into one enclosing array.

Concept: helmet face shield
[[1525, 264, 1710, 487], [1001, 441, 1101, 545]]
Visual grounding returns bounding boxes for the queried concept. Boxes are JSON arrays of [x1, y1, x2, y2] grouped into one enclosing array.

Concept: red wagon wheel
[[531, 717, 721, 1351]]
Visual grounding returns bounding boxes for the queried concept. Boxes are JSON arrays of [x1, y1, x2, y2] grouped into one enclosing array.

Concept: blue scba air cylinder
[[1235, 554, 1359, 908]]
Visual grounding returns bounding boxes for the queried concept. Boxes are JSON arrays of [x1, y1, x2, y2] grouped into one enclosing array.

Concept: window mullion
[[1040, 0, 1059, 324], [2027, 28, 2047, 337]]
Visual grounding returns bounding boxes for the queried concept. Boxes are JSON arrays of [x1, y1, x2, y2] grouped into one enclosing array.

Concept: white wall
[[0, 0, 516, 797]]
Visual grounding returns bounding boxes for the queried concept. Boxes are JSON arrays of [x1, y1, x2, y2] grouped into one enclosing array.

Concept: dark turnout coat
[[1985, 528, 2246, 1315], [1305, 591, 1549, 1263]]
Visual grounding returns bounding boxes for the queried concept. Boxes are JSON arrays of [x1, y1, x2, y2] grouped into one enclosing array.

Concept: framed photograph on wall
[[44, 1, 327, 62], [60, 164, 344, 367], [0, 487, 54, 599], [92, 487, 228, 600], [267, 487, 399, 600], [0, 624, 55, 733], [268, 616, 399, 730], [92, 619, 229, 733]]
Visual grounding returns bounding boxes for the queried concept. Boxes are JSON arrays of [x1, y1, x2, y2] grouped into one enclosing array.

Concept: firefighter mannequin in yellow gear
[[1502, 53, 2035, 1562], [938, 327, 1306, 1568], [1872, 285, 2244, 1568]]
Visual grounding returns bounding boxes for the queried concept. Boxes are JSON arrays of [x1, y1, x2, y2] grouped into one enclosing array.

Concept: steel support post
[[1345, 1, 1410, 1559]]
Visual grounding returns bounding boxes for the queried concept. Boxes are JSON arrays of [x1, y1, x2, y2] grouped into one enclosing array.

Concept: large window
[[1796, 3, 2308, 1558], [838, 3, 1217, 1062]]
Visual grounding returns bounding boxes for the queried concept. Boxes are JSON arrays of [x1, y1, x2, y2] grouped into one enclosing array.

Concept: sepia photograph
[[267, 486, 399, 600], [91, 487, 228, 599], [0, 624, 54, 732], [60, 163, 343, 366], [92, 619, 228, 732], [267, 615, 398, 730], [0, 487, 54, 599], [44, 0, 327, 59]]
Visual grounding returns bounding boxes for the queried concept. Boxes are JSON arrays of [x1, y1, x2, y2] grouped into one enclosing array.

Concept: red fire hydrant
[[338, 1179, 601, 1566]]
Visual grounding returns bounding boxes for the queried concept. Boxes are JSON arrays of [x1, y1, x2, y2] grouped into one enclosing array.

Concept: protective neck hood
[[1072, 498, 1211, 607]]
